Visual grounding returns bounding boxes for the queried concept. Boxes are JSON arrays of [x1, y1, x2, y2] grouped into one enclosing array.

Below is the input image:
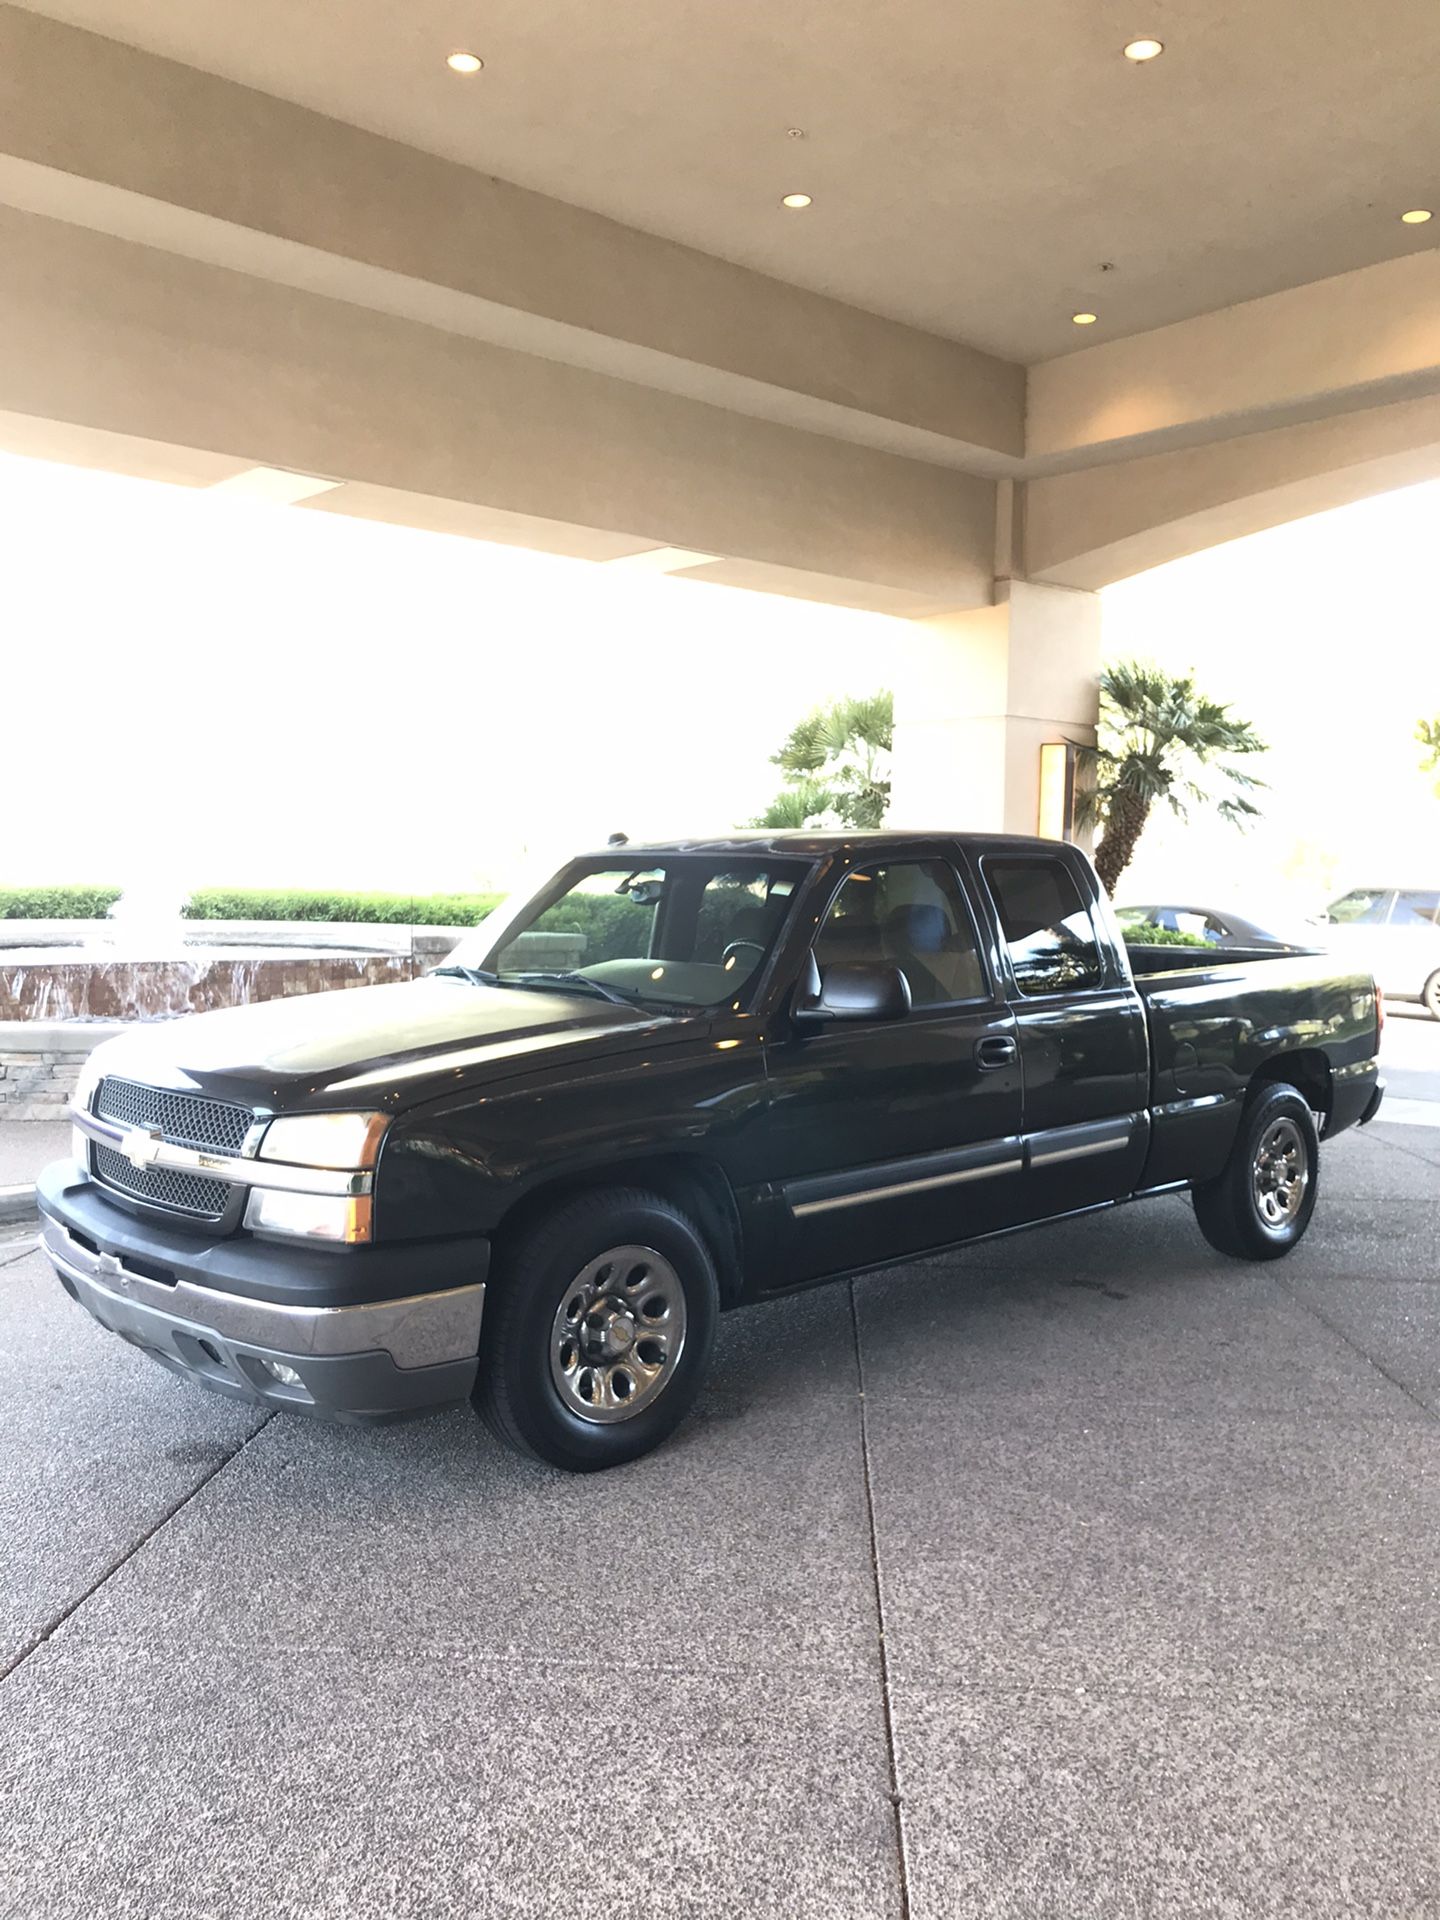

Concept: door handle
[[975, 1035, 1017, 1070]]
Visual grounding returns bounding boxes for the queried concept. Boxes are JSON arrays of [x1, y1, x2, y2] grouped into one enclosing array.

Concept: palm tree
[[756, 691, 892, 829], [1076, 661, 1266, 895], [1418, 716, 1440, 795]]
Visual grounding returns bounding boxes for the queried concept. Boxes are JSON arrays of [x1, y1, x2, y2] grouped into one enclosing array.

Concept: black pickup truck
[[39, 832, 1383, 1469]]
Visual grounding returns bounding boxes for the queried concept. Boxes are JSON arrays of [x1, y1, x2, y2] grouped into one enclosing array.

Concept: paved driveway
[[2, 1116, 1438, 1919]]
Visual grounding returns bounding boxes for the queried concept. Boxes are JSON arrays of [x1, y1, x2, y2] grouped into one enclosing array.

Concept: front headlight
[[244, 1188, 373, 1244], [71, 1043, 112, 1116], [257, 1111, 389, 1170]]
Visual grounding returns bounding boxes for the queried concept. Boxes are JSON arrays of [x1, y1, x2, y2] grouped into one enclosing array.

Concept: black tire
[[474, 1187, 719, 1470], [1422, 972, 1440, 1021], [1191, 1082, 1320, 1261]]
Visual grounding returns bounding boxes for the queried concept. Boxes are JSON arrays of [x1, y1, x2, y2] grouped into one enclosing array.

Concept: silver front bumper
[[42, 1215, 486, 1422]]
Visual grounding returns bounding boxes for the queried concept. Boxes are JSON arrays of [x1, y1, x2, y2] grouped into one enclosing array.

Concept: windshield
[[1323, 889, 1391, 926], [441, 856, 809, 1010]]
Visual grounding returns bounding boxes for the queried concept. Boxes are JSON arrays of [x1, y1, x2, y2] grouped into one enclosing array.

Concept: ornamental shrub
[[0, 885, 124, 919], [181, 888, 505, 926]]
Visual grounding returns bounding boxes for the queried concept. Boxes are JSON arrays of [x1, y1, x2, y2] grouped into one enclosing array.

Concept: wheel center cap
[[582, 1307, 635, 1360]]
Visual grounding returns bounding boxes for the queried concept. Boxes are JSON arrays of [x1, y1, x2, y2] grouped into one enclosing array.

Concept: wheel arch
[[1249, 1048, 1333, 1125], [491, 1152, 746, 1307]]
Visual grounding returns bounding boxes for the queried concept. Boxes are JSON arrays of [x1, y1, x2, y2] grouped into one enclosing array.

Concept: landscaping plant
[[755, 691, 892, 829], [181, 888, 505, 925], [0, 885, 124, 919], [1076, 662, 1266, 895]]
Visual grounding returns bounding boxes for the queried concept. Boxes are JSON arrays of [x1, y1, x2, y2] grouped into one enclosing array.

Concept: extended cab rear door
[[965, 842, 1150, 1216], [763, 848, 1025, 1280]]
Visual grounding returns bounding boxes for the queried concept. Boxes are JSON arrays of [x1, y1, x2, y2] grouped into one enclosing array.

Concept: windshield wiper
[[432, 964, 503, 987], [508, 970, 637, 1006]]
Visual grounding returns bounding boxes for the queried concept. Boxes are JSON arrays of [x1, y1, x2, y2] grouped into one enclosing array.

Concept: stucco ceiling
[[14, 0, 1440, 361]]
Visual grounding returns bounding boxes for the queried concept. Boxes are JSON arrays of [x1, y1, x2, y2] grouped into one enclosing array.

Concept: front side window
[[985, 857, 1104, 995], [813, 860, 985, 1007], [1324, 889, 1392, 926], [444, 858, 805, 1010]]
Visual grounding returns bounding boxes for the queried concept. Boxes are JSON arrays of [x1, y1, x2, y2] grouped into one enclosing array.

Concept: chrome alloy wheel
[[548, 1244, 687, 1423], [1252, 1116, 1309, 1229]]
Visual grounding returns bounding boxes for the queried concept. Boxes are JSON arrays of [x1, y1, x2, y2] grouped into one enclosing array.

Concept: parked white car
[[1314, 888, 1440, 1019]]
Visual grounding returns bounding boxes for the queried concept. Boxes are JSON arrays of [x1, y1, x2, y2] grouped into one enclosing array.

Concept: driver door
[[764, 855, 1024, 1282]]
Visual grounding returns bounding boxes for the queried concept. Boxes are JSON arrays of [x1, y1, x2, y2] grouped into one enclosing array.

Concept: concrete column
[[889, 580, 1102, 836]]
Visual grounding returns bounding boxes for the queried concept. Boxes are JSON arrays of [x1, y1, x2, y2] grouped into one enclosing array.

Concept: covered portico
[[1, 1, 1437, 829]]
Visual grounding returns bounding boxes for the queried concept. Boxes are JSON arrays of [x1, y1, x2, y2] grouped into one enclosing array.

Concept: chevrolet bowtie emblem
[[122, 1127, 163, 1171]]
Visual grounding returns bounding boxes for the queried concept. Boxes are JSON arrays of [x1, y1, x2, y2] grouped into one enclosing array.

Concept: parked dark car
[[1115, 903, 1299, 949], [40, 832, 1383, 1469]]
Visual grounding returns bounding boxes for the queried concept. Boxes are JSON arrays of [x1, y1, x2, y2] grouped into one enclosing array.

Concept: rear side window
[[1392, 891, 1440, 928], [985, 857, 1104, 996]]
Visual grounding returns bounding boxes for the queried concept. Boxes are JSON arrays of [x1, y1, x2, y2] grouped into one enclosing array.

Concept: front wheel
[[474, 1187, 719, 1470], [1191, 1083, 1319, 1260], [1422, 972, 1440, 1021]]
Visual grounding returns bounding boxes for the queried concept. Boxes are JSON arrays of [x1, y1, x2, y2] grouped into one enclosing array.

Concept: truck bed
[[1124, 941, 1322, 978]]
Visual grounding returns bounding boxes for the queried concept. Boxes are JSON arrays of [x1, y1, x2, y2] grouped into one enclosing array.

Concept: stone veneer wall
[[0, 1023, 128, 1121]]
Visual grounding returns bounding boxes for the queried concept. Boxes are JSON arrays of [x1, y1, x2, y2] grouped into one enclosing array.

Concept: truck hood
[[86, 976, 677, 1114]]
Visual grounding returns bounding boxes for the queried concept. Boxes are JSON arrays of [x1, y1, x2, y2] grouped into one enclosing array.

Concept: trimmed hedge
[[0, 885, 124, 920], [1121, 923, 1212, 947], [181, 888, 505, 926], [525, 890, 653, 961]]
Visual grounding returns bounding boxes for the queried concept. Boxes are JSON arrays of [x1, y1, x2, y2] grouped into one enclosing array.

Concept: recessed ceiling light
[[1400, 208, 1433, 224], [1072, 312, 1098, 326], [782, 193, 813, 209], [1123, 37, 1165, 60], [446, 50, 483, 74]]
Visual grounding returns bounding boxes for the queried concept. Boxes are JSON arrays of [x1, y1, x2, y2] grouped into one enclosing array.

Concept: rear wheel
[[1191, 1083, 1319, 1260], [475, 1187, 719, 1470], [1422, 971, 1440, 1021]]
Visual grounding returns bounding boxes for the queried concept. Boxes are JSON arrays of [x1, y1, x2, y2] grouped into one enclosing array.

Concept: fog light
[[261, 1359, 304, 1388], [244, 1187, 373, 1243]]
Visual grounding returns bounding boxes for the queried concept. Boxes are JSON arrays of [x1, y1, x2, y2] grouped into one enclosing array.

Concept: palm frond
[[1083, 659, 1268, 882]]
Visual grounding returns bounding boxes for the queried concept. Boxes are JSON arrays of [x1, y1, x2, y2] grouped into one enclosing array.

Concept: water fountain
[[0, 882, 451, 1022]]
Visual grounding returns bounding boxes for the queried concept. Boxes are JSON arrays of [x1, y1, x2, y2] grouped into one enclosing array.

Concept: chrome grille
[[92, 1145, 231, 1220], [95, 1078, 253, 1155]]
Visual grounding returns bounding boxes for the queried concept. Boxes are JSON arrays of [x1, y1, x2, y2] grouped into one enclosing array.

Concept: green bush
[[181, 888, 505, 926], [1121, 923, 1212, 948], [0, 885, 124, 919]]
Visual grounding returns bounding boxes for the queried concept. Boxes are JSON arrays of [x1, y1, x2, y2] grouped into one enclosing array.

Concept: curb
[[0, 1184, 38, 1227]]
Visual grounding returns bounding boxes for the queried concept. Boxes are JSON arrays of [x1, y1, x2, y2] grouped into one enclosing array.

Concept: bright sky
[[0, 452, 895, 897], [1102, 478, 1440, 921], [2, 450, 1437, 915]]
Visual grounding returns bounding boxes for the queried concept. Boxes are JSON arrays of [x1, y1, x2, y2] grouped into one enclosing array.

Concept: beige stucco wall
[[1026, 389, 1440, 589], [889, 582, 1101, 834], [1028, 252, 1440, 461], [0, 202, 1000, 613], [0, 5, 1024, 469]]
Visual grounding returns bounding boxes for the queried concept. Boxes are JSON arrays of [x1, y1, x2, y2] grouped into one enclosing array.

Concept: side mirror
[[793, 954, 912, 1027]]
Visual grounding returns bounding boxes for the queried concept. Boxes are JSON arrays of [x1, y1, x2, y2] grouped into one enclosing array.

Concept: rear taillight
[[1375, 983, 1385, 1033]]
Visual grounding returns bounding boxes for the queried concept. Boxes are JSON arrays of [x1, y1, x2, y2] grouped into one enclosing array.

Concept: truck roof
[[583, 829, 1067, 858]]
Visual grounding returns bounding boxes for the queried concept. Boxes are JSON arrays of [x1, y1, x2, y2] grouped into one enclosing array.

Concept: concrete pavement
[[0, 1122, 68, 1188], [1, 1114, 1437, 1917]]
